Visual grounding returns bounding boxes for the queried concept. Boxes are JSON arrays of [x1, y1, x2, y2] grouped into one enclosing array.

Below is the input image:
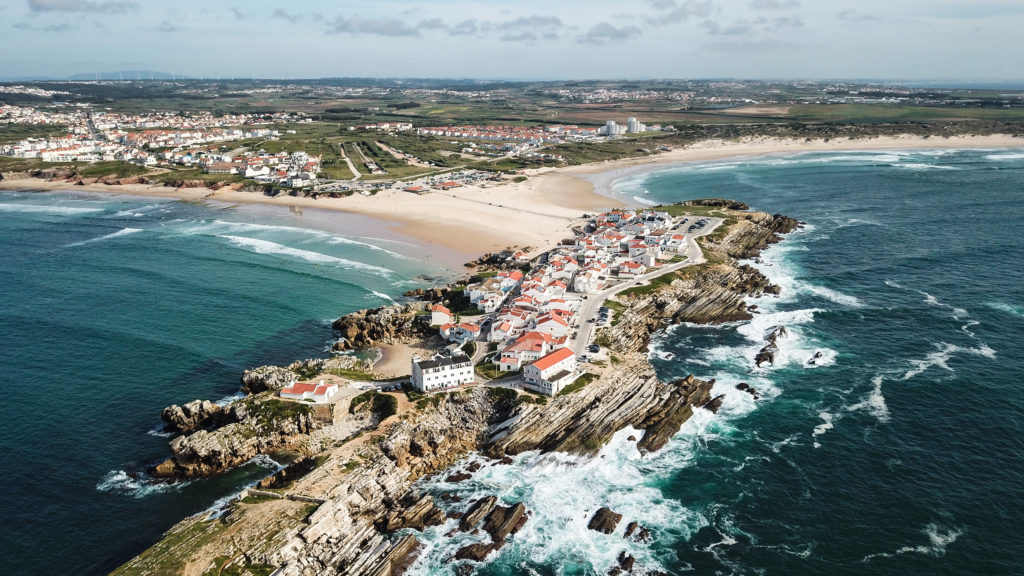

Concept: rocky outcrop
[[701, 394, 726, 414], [588, 507, 623, 534], [755, 326, 787, 367], [488, 359, 713, 457], [377, 494, 446, 532], [459, 496, 498, 532], [150, 397, 320, 479], [609, 551, 636, 575], [160, 399, 235, 434], [241, 365, 297, 394], [331, 304, 430, 351], [482, 502, 527, 542]]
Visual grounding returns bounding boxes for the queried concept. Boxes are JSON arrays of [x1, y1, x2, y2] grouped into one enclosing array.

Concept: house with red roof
[[523, 347, 577, 395], [280, 379, 339, 403], [430, 304, 453, 326]]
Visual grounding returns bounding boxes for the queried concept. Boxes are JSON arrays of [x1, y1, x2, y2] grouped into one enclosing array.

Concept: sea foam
[[219, 235, 393, 275]]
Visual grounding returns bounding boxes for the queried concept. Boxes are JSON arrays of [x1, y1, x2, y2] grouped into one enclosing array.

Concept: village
[[276, 208, 719, 404]]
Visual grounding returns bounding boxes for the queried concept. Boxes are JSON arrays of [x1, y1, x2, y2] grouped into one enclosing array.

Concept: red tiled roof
[[531, 347, 575, 371]]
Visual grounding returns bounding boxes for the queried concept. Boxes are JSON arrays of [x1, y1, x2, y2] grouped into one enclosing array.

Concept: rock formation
[[241, 365, 298, 394], [160, 399, 234, 434], [588, 507, 623, 534], [331, 303, 430, 351]]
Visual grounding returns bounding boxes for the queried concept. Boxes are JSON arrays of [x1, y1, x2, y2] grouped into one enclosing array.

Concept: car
[[589, 345, 600, 353]]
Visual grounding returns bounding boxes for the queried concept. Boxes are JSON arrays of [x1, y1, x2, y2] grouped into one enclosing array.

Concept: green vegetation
[[619, 270, 681, 297], [350, 390, 398, 419], [340, 460, 360, 473], [557, 373, 598, 397], [240, 492, 282, 505], [329, 367, 378, 381], [415, 395, 442, 411], [402, 381, 425, 402], [0, 123, 67, 144], [461, 341, 477, 357], [486, 387, 519, 406], [201, 556, 276, 576], [244, 397, 313, 435], [476, 363, 518, 380]]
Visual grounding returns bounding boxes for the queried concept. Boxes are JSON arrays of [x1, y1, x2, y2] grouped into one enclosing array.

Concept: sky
[[1, 0, 1023, 81]]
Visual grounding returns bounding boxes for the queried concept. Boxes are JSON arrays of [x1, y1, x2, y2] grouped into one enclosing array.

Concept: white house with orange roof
[[523, 347, 578, 395], [619, 261, 646, 279], [535, 311, 571, 338], [430, 304, 454, 326], [496, 331, 555, 371], [280, 379, 339, 403]]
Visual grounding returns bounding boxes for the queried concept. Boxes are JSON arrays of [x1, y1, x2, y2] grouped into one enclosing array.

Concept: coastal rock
[[241, 365, 297, 394], [150, 397, 320, 479], [588, 507, 623, 534], [623, 521, 651, 542], [331, 304, 430, 351], [160, 399, 230, 434], [459, 496, 497, 532], [608, 551, 636, 575], [482, 502, 527, 542], [755, 326, 787, 367], [378, 494, 446, 532], [701, 394, 726, 414], [446, 472, 472, 483], [454, 543, 494, 562]]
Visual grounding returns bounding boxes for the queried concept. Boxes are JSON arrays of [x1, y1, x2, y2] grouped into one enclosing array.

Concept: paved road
[[567, 217, 723, 356]]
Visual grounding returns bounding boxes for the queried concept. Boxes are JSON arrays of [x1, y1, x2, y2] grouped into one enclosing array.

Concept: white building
[[430, 304, 454, 326], [280, 379, 338, 402], [411, 354, 475, 392], [626, 117, 646, 134], [523, 347, 577, 396]]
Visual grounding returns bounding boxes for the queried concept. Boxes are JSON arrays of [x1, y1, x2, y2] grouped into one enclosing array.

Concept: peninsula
[[111, 197, 798, 576]]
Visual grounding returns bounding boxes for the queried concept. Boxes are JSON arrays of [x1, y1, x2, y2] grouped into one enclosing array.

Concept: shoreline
[[5, 134, 1020, 266]]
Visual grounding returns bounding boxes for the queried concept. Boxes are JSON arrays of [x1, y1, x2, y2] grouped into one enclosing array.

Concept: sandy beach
[[3, 134, 1021, 262]]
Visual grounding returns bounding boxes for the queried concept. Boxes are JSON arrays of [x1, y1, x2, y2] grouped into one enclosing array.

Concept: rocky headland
[[113, 200, 798, 576]]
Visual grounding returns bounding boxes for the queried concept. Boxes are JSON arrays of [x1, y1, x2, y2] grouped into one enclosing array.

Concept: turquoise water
[[406, 148, 1024, 575], [0, 192, 450, 576]]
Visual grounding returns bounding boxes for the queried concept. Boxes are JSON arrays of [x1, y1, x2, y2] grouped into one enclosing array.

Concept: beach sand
[[3, 134, 1021, 262]]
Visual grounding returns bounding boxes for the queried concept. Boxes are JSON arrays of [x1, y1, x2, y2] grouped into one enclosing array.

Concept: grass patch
[[329, 368, 378, 381], [244, 397, 313, 435], [415, 395, 442, 411], [350, 390, 398, 419], [476, 364, 518, 380], [461, 341, 477, 357], [619, 270, 680, 297], [557, 373, 599, 397], [201, 556, 276, 576]]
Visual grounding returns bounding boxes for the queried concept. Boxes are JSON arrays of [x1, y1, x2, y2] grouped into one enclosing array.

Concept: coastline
[[5, 134, 1020, 264]]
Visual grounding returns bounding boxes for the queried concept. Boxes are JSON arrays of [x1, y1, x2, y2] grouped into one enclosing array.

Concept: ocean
[[0, 192, 453, 576], [403, 148, 1024, 575], [3, 147, 1023, 575]]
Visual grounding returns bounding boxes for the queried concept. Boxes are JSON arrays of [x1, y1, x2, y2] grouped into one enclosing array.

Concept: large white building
[[411, 354, 475, 392], [523, 347, 577, 396]]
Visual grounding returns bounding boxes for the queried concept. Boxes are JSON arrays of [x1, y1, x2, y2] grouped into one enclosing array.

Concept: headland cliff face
[[113, 200, 798, 576]]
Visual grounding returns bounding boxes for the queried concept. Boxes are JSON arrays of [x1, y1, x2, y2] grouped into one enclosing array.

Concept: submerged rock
[[588, 507, 623, 534]]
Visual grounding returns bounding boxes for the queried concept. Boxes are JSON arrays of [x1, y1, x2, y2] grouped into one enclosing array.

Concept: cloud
[[838, 9, 878, 22], [498, 15, 563, 41], [13, 20, 78, 31], [768, 16, 803, 30], [156, 19, 179, 32], [451, 19, 481, 36], [325, 15, 419, 37], [750, 0, 799, 9], [703, 38, 797, 51], [417, 18, 447, 30], [27, 0, 135, 13], [646, 0, 714, 26], [579, 22, 642, 44], [272, 8, 301, 23], [231, 7, 246, 20]]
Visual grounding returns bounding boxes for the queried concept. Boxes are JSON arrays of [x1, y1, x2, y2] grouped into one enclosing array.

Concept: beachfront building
[[523, 347, 578, 396], [430, 304, 454, 326], [411, 354, 475, 393], [280, 379, 339, 403]]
